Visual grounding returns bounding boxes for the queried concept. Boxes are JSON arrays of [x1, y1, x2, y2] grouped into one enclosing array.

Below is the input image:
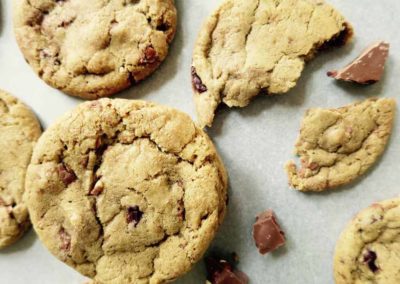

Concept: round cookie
[[334, 198, 400, 284], [13, 0, 177, 99], [192, 0, 352, 128], [25, 99, 228, 283], [0, 90, 41, 249]]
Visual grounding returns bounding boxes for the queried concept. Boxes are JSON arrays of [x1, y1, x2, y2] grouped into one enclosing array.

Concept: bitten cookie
[[334, 198, 400, 284], [13, 0, 177, 99], [192, 0, 352, 128], [286, 98, 396, 192], [0, 90, 41, 249], [25, 99, 228, 283]]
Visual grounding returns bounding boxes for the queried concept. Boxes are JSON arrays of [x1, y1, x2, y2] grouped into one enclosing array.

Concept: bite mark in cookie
[[192, 0, 353, 127]]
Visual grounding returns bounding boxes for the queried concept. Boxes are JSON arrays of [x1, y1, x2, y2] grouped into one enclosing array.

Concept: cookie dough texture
[[25, 99, 228, 283], [0, 90, 41, 249], [13, 0, 177, 99], [286, 98, 396, 192], [192, 0, 352, 128], [334, 198, 400, 284]]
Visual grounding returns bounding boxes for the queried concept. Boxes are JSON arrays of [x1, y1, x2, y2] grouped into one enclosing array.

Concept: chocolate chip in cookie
[[126, 206, 143, 227]]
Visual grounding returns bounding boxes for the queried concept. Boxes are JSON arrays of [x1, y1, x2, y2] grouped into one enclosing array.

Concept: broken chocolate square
[[328, 41, 390, 84], [253, 209, 286, 254], [206, 256, 248, 284]]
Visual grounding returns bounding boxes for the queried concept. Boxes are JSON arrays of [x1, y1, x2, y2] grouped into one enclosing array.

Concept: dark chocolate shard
[[328, 41, 390, 84], [191, 66, 207, 93], [253, 209, 286, 255], [57, 164, 77, 186], [206, 256, 249, 284], [126, 206, 143, 227], [363, 250, 379, 273]]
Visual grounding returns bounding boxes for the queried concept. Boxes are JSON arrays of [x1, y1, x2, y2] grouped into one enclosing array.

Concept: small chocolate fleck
[[126, 206, 143, 227], [139, 45, 158, 65], [59, 227, 71, 251], [253, 209, 286, 255], [363, 250, 379, 273], [206, 256, 248, 284], [57, 164, 77, 186], [191, 66, 207, 93], [328, 41, 390, 84], [90, 180, 104, 196]]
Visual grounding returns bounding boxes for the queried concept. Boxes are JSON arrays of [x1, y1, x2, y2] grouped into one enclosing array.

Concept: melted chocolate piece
[[253, 209, 286, 254], [191, 66, 207, 93], [126, 206, 143, 227], [328, 41, 390, 84], [57, 164, 77, 186], [139, 45, 158, 65], [206, 256, 248, 284], [59, 227, 71, 251], [363, 250, 379, 273]]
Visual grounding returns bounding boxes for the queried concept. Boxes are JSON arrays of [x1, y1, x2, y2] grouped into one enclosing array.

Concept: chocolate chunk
[[363, 250, 379, 273], [126, 206, 143, 227], [253, 210, 286, 254], [206, 256, 248, 284], [59, 227, 71, 251], [328, 41, 389, 84], [191, 66, 207, 93], [57, 164, 77, 186], [139, 45, 158, 65], [90, 180, 104, 196]]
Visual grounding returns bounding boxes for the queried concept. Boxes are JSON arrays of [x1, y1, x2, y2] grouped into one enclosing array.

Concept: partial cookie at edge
[[13, 0, 177, 99], [0, 90, 41, 249], [334, 198, 400, 284]]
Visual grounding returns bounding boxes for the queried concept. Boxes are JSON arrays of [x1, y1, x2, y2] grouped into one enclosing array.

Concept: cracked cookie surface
[[286, 98, 396, 192], [334, 198, 400, 284], [25, 99, 228, 283], [13, 0, 177, 99], [0, 90, 41, 249], [192, 0, 352, 128]]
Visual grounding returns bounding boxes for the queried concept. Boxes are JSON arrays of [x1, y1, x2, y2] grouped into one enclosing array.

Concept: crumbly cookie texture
[[286, 98, 396, 192], [0, 90, 41, 249], [13, 0, 177, 99], [334, 198, 400, 284], [192, 0, 353, 128], [25, 99, 228, 283]]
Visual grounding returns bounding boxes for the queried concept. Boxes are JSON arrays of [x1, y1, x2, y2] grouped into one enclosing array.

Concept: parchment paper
[[0, 0, 399, 283]]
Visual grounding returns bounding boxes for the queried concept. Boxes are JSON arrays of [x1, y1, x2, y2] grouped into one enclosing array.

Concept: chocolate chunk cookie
[[286, 98, 396, 192], [13, 0, 177, 99], [192, 0, 353, 127], [0, 90, 41, 249], [334, 198, 400, 284], [25, 99, 228, 283]]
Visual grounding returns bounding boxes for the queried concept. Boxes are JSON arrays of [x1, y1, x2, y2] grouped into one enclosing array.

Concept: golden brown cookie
[[0, 90, 41, 249], [191, 0, 352, 128], [13, 0, 177, 99], [334, 198, 400, 284], [25, 99, 228, 283], [286, 98, 396, 192]]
